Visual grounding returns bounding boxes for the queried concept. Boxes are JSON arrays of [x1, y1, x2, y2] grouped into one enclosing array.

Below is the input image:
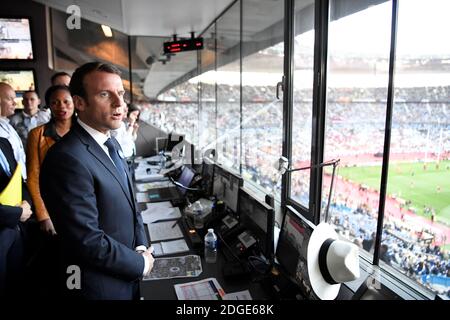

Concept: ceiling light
[[101, 25, 113, 37]]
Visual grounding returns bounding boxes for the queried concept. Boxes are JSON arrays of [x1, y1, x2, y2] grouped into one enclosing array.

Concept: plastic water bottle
[[192, 201, 204, 229], [159, 151, 166, 169], [204, 228, 217, 263]]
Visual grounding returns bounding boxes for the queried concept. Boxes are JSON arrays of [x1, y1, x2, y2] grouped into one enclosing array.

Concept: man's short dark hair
[[69, 62, 122, 99], [22, 90, 39, 97], [51, 72, 71, 84]]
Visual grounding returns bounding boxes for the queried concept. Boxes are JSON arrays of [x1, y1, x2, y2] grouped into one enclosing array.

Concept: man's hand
[[19, 200, 32, 222], [40, 218, 57, 236], [142, 247, 155, 277]]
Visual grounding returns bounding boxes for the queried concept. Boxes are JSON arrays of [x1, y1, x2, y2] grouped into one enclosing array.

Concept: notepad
[[147, 221, 183, 242], [140, 204, 181, 224], [151, 239, 189, 256]]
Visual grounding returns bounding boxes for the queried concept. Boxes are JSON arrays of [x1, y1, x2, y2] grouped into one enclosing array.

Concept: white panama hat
[[307, 222, 360, 300]]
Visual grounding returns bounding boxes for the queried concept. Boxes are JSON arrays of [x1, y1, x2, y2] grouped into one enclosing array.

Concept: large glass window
[[382, 0, 450, 297], [241, 0, 284, 195], [198, 28, 217, 153], [290, 0, 315, 208], [216, 3, 241, 172], [324, 1, 392, 254]]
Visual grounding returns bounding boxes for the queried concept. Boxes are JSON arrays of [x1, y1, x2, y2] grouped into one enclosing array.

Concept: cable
[[217, 231, 244, 265], [248, 255, 271, 274], [168, 176, 203, 191]]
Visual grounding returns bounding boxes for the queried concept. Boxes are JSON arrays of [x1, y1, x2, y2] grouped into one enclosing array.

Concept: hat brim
[[307, 222, 340, 300]]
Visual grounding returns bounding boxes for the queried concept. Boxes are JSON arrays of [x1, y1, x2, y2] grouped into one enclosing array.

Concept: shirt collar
[[0, 117, 10, 124], [77, 118, 111, 146], [21, 111, 33, 119]]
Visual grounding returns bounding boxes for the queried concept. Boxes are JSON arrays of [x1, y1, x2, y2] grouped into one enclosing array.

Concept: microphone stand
[[284, 158, 340, 223]]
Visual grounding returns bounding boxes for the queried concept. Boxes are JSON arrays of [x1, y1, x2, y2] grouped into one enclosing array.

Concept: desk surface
[[140, 249, 269, 300], [134, 162, 271, 300]]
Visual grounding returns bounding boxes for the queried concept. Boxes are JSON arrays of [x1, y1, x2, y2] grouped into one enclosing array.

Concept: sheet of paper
[[136, 181, 171, 191], [136, 192, 149, 203], [134, 170, 165, 182], [147, 221, 183, 242], [223, 290, 253, 300], [147, 201, 172, 208], [141, 206, 181, 224], [160, 238, 189, 255], [151, 242, 163, 256], [174, 277, 225, 300]]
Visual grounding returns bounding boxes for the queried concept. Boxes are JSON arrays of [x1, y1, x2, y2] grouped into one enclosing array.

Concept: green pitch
[[337, 160, 450, 225]]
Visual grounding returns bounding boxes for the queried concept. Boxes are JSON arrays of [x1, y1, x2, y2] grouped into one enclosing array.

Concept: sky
[[190, 0, 450, 85]]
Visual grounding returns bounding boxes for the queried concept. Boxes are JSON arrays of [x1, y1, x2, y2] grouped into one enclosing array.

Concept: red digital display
[[163, 37, 204, 54]]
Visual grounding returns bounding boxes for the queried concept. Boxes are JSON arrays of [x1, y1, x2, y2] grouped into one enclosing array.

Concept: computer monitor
[[155, 137, 168, 153], [201, 157, 215, 196], [239, 187, 275, 263], [213, 164, 242, 213], [276, 207, 316, 299], [0, 18, 34, 60], [175, 166, 195, 196]]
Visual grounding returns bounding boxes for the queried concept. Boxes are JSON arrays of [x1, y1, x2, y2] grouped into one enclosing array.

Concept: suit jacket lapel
[[73, 123, 135, 210]]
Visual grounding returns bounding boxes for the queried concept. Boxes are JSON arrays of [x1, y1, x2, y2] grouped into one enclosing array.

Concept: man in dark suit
[[0, 138, 33, 298], [40, 62, 154, 300]]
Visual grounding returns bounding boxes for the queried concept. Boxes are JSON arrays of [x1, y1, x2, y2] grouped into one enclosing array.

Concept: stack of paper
[[147, 221, 183, 241], [140, 202, 181, 224], [152, 239, 189, 256]]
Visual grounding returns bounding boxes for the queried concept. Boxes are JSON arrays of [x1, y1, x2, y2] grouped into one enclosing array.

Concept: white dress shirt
[[0, 117, 27, 180], [111, 121, 136, 158], [77, 119, 150, 276]]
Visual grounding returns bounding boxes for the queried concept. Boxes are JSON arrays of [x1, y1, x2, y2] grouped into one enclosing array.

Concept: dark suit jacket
[[0, 137, 31, 297], [0, 137, 31, 228], [40, 122, 148, 300]]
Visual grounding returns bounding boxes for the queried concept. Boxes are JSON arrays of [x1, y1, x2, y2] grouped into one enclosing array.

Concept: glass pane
[[199, 28, 217, 152], [216, 3, 241, 172], [383, 0, 450, 297], [290, 0, 315, 208], [241, 0, 284, 196], [324, 1, 392, 254]]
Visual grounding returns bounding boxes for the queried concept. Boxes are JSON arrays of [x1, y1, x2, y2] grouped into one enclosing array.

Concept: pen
[[171, 219, 179, 228]]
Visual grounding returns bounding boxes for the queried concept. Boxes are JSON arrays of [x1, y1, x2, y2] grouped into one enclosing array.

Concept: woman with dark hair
[[126, 103, 141, 141], [26, 85, 75, 235]]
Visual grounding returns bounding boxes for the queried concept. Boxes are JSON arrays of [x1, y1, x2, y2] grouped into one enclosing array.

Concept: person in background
[[9, 91, 50, 146], [50, 72, 71, 87], [40, 62, 154, 299], [112, 103, 141, 159], [0, 138, 33, 298], [0, 83, 27, 180], [26, 85, 75, 236], [125, 103, 141, 141]]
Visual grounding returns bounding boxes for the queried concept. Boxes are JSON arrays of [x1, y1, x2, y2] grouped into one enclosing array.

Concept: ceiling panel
[[33, 0, 234, 37]]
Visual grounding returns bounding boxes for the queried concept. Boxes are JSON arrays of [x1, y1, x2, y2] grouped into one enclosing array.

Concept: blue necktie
[[0, 149, 11, 177], [104, 138, 129, 192]]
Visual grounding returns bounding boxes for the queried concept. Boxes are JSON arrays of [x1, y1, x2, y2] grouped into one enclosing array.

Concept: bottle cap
[[208, 228, 214, 233]]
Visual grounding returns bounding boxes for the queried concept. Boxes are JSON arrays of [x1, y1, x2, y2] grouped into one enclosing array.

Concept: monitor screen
[[0, 18, 34, 60], [239, 187, 275, 261], [276, 208, 315, 299], [0, 69, 36, 92], [176, 166, 195, 195], [213, 165, 242, 213], [155, 137, 168, 153]]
